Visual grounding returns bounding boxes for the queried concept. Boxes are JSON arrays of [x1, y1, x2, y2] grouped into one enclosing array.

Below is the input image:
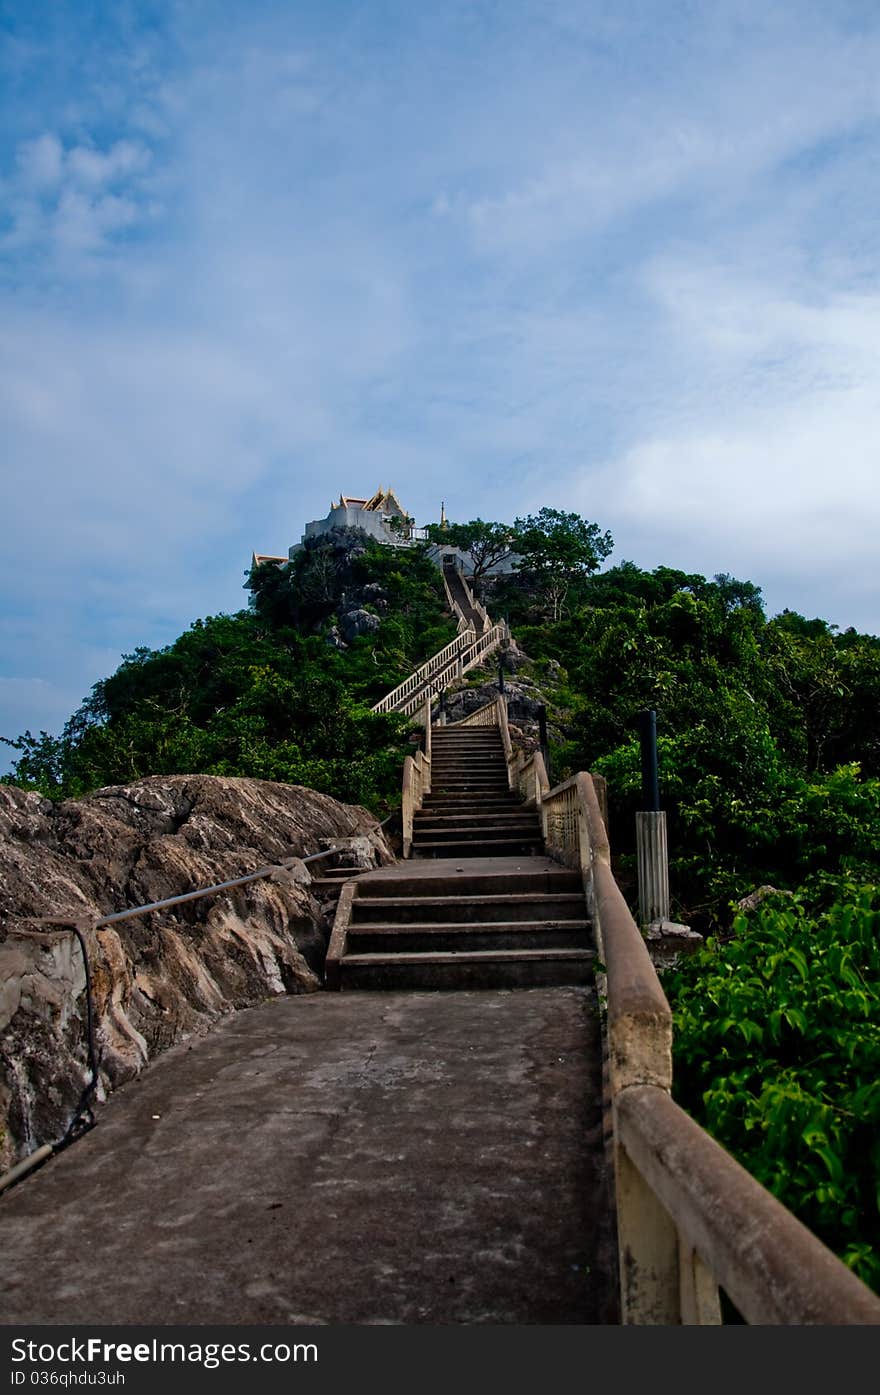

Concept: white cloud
[[16, 132, 63, 188], [66, 139, 152, 187], [3, 133, 156, 265]]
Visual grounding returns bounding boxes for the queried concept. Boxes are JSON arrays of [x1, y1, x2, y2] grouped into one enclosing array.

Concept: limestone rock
[[326, 625, 349, 650], [0, 775, 392, 1167], [339, 608, 381, 642], [500, 639, 531, 673], [735, 885, 794, 913]]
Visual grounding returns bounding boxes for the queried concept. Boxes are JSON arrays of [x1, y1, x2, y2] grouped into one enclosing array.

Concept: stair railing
[[441, 566, 468, 629], [446, 698, 498, 728], [511, 747, 550, 811], [540, 768, 880, 1325], [373, 624, 507, 718], [371, 629, 476, 715], [440, 561, 492, 634], [455, 570, 492, 633], [401, 695, 432, 858], [463, 623, 506, 672]]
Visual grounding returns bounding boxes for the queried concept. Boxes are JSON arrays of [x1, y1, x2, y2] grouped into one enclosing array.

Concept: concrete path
[[0, 987, 618, 1326]]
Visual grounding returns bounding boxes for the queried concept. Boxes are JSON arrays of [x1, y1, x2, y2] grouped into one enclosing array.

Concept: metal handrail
[[93, 848, 338, 928]]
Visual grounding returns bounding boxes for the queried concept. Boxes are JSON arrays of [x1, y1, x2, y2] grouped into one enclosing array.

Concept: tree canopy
[[423, 517, 517, 583], [511, 508, 614, 619]]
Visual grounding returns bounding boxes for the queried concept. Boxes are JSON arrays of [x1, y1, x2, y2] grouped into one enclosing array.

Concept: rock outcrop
[[443, 650, 568, 756], [0, 775, 392, 1168]]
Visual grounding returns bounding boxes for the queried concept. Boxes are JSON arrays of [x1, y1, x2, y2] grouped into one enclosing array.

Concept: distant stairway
[[413, 726, 543, 859], [326, 726, 595, 990]]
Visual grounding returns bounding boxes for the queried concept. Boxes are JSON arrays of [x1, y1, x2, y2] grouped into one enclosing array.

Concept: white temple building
[[251, 486, 517, 577], [299, 487, 423, 549]]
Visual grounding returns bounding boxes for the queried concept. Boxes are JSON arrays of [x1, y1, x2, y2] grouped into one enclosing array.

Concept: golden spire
[[440, 500, 447, 529]]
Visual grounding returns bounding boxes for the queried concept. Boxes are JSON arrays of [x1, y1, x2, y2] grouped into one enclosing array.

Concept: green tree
[[424, 517, 517, 586], [512, 508, 613, 620]]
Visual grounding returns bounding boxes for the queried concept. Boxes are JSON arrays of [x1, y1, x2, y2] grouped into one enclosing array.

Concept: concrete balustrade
[[617, 1085, 880, 1325], [371, 630, 477, 714], [539, 765, 880, 1325]]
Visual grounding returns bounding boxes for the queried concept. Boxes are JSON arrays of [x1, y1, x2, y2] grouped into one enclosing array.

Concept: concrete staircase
[[331, 859, 596, 989], [327, 726, 596, 990], [413, 726, 543, 859], [442, 559, 486, 632]]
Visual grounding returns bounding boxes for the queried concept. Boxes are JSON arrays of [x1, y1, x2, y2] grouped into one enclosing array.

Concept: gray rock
[[339, 608, 381, 642], [735, 885, 794, 913], [500, 640, 531, 674]]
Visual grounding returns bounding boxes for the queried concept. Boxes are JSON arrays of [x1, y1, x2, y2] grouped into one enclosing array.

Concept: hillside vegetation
[[2, 534, 456, 808]]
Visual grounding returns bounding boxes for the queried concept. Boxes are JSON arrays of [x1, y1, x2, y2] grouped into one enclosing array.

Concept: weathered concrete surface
[[0, 988, 619, 1325], [0, 777, 392, 1167], [361, 853, 574, 884]]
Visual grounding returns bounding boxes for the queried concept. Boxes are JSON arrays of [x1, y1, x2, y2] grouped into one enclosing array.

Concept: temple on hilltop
[[251, 486, 516, 578], [252, 486, 426, 570], [301, 486, 422, 547]]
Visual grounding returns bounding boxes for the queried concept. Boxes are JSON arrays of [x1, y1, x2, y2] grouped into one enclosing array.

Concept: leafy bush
[[665, 883, 880, 1290]]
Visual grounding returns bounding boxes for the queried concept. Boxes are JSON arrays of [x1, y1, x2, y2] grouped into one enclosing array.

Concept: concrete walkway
[[0, 988, 618, 1325]]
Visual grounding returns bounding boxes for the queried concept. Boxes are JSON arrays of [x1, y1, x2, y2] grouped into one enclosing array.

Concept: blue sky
[[4, 0, 880, 767]]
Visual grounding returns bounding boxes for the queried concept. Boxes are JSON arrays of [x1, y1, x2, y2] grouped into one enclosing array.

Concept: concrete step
[[430, 760, 507, 771], [430, 780, 511, 790], [431, 743, 503, 751], [426, 794, 513, 805], [419, 804, 524, 817], [412, 824, 540, 844], [431, 736, 501, 744], [413, 812, 540, 827], [415, 814, 543, 831], [310, 872, 366, 893], [432, 732, 502, 740], [336, 948, 596, 991], [412, 838, 544, 858], [356, 868, 582, 897], [431, 747, 502, 756], [431, 736, 501, 745], [431, 748, 504, 756], [350, 892, 588, 924], [430, 762, 506, 771], [346, 921, 592, 953], [430, 773, 508, 783]]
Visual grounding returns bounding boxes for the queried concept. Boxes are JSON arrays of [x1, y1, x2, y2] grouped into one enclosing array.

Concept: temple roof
[[251, 553, 288, 567], [335, 486, 407, 516]]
